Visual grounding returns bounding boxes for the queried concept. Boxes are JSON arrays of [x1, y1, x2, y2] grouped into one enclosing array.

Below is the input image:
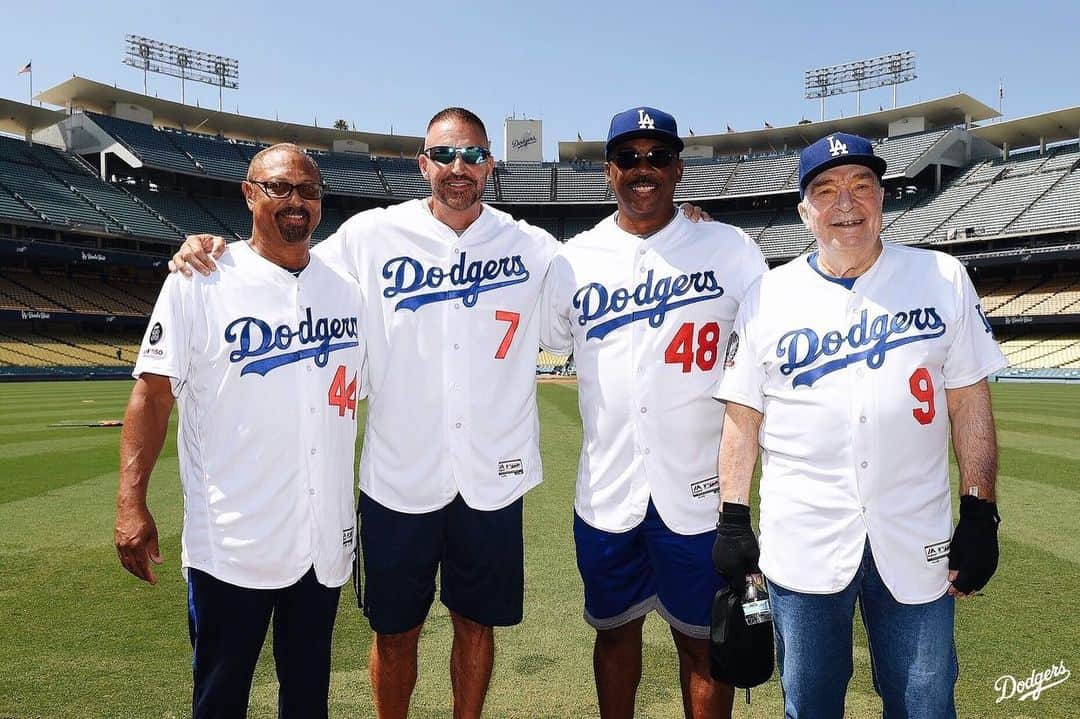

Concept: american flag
[[17, 61, 31, 75]]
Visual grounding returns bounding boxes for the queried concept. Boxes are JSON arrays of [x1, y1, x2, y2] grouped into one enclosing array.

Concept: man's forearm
[[718, 402, 763, 506], [947, 379, 998, 502], [118, 376, 174, 506]]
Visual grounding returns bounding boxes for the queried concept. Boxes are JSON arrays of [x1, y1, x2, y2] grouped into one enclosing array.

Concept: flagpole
[[29, 68, 33, 104]]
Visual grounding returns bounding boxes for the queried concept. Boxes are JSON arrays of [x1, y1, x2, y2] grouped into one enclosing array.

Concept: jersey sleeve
[[133, 273, 191, 396], [712, 278, 766, 412], [539, 251, 574, 354], [942, 262, 1008, 389]]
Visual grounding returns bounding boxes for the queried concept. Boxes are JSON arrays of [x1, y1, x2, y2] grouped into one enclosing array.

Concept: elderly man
[[115, 144, 365, 719], [540, 107, 767, 718], [712, 133, 1006, 718]]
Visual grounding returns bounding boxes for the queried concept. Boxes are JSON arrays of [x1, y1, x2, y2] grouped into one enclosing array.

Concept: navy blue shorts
[[357, 492, 524, 634], [573, 499, 725, 639]]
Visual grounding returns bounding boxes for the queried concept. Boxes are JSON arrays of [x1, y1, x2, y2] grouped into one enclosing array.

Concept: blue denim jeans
[[768, 540, 958, 719]]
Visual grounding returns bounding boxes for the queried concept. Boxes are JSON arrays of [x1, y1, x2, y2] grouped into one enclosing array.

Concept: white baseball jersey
[[315, 199, 558, 513], [714, 243, 1006, 603], [134, 241, 366, 589], [540, 211, 767, 534]]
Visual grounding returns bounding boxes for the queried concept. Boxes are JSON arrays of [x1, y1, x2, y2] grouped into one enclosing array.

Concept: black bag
[[709, 585, 775, 688]]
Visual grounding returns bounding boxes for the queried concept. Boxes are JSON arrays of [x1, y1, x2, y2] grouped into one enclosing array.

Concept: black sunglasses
[[421, 146, 491, 165], [249, 180, 327, 200], [608, 148, 677, 170]]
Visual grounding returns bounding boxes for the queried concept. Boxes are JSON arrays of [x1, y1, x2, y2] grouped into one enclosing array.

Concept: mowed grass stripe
[[997, 429, 1080, 462], [993, 410, 1080, 431], [997, 473, 1080, 566]]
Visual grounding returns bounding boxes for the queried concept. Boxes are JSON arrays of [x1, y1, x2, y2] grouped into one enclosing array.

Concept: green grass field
[[0, 380, 1077, 718]]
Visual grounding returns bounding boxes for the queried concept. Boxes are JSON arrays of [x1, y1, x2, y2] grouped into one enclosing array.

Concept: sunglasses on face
[[608, 148, 677, 170], [249, 180, 326, 200], [421, 146, 491, 165]]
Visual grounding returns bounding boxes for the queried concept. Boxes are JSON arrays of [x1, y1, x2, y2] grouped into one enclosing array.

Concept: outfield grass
[[0, 380, 1077, 718]]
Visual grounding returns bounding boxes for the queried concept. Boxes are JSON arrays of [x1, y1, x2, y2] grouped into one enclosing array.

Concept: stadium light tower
[[123, 35, 239, 111], [805, 51, 916, 121]]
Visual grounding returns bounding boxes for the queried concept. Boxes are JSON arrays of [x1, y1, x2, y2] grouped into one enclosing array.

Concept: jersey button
[[454, 343, 460, 350], [455, 422, 462, 429], [859, 415, 867, 423], [640, 407, 648, 414], [644, 448, 651, 455], [309, 488, 316, 496], [860, 461, 868, 468]]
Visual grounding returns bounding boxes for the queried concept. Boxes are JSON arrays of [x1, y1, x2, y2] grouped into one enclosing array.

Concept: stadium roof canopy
[[35, 76, 424, 156], [0, 98, 65, 138], [971, 106, 1080, 150], [558, 93, 999, 161]]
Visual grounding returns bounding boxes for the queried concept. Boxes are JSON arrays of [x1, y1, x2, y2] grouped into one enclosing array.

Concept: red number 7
[[494, 310, 520, 359]]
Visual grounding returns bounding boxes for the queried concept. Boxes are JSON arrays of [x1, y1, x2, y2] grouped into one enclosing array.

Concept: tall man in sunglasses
[[116, 144, 366, 718], [169, 108, 557, 719], [539, 107, 767, 718]]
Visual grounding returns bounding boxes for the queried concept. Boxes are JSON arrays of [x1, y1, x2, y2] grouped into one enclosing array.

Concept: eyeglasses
[[248, 180, 327, 200], [608, 148, 676, 170], [421, 146, 491, 165]]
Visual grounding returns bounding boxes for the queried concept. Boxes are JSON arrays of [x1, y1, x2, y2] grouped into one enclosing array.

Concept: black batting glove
[[948, 495, 1001, 594], [712, 502, 760, 583]]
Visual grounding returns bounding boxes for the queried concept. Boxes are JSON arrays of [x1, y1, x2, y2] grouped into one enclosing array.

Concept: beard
[[432, 176, 482, 211], [274, 207, 313, 243]]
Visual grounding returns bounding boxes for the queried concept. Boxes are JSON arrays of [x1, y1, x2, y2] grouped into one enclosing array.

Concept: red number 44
[[328, 365, 358, 419], [909, 367, 936, 425], [664, 322, 721, 373]]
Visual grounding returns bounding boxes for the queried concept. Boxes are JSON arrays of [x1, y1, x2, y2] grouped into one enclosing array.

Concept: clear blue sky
[[3, 0, 1076, 159]]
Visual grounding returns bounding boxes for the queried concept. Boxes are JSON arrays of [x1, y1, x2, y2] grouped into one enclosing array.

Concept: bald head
[[247, 143, 322, 182]]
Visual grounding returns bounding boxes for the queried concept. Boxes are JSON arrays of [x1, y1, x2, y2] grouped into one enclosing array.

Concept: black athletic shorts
[[357, 492, 524, 634]]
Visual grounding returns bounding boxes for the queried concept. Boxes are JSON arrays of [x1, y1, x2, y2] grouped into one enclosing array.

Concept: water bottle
[[742, 574, 772, 626]]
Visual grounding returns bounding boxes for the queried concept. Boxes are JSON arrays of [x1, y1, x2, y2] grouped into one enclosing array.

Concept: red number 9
[[908, 367, 935, 425]]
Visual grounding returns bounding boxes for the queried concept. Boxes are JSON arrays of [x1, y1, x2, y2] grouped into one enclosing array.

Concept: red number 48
[[664, 322, 721, 373], [909, 367, 936, 425]]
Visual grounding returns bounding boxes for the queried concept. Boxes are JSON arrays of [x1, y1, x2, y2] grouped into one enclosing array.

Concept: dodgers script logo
[[382, 252, 529, 311], [574, 270, 724, 341], [778, 307, 945, 387], [225, 308, 358, 377]]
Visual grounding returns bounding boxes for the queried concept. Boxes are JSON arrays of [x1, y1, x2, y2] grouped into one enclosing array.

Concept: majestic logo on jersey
[[778, 307, 945, 388], [723, 331, 739, 368], [637, 109, 655, 129], [573, 270, 724, 341], [382, 252, 529, 311], [827, 135, 848, 157], [225, 308, 359, 377]]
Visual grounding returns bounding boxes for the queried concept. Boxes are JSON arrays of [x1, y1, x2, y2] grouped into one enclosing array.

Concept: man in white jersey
[[168, 108, 557, 719], [115, 144, 365, 719], [712, 133, 1006, 718], [540, 107, 767, 719]]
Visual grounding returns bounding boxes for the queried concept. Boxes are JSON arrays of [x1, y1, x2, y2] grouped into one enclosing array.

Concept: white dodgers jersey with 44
[[541, 212, 768, 534], [714, 243, 1007, 602], [134, 241, 366, 589], [317, 200, 558, 513]]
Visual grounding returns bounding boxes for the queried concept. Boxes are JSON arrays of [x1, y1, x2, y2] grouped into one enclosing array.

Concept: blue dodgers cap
[[798, 132, 887, 198], [606, 107, 685, 155]]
